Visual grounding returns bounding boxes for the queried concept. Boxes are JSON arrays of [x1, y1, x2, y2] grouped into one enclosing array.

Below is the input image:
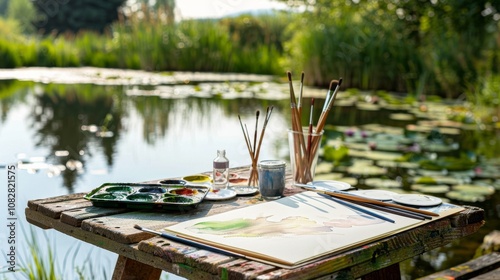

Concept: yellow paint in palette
[[183, 174, 212, 184]]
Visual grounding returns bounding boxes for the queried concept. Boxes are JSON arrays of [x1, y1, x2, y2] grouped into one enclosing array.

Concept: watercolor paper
[[165, 191, 464, 268]]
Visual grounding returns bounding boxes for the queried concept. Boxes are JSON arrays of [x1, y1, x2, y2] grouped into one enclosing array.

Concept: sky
[[175, 0, 289, 19]]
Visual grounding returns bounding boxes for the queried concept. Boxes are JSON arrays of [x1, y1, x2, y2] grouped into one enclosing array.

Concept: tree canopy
[[32, 0, 127, 34]]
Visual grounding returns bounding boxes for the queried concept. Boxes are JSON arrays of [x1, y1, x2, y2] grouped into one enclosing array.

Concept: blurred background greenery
[[0, 0, 499, 104]]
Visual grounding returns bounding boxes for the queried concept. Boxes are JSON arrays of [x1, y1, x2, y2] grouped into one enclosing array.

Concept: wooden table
[[25, 166, 485, 280]]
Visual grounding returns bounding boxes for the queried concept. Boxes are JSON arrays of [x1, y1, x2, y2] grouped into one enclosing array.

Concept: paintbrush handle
[[325, 191, 439, 217], [319, 193, 395, 223], [347, 200, 427, 220]]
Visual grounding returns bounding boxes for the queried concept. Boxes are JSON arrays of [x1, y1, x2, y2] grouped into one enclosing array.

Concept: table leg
[[361, 263, 401, 280], [112, 255, 162, 280]]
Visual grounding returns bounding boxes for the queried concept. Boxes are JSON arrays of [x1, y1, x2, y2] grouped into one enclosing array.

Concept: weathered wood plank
[[60, 206, 129, 226], [27, 192, 87, 210], [112, 255, 162, 280], [139, 236, 238, 275], [80, 211, 172, 244], [37, 198, 93, 219], [25, 208, 218, 280], [418, 252, 500, 280], [450, 206, 485, 227], [220, 260, 277, 280], [471, 267, 500, 280], [361, 263, 400, 280]]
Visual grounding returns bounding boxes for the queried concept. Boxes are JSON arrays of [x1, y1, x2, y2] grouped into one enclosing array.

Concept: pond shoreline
[[0, 67, 275, 85]]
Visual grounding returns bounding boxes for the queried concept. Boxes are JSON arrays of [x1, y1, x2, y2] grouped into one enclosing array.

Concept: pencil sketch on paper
[[188, 214, 384, 238]]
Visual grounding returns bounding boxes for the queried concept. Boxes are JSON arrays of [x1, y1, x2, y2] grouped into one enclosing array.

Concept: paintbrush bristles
[[322, 80, 338, 112]]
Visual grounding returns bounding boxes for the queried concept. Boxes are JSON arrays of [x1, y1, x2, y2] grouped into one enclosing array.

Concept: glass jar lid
[[258, 160, 286, 169]]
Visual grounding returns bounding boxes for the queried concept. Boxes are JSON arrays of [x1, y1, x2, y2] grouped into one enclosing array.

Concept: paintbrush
[[319, 193, 395, 223], [306, 79, 342, 169], [316, 78, 342, 134], [298, 183, 438, 218], [238, 115, 257, 185], [346, 199, 429, 220], [297, 71, 305, 116], [324, 190, 439, 217], [307, 98, 315, 161], [252, 110, 260, 161], [287, 71, 308, 182], [322, 80, 334, 113], [134, 224, 245, 258], [238, 115, 253, 160], [253, 106, 274, 166]]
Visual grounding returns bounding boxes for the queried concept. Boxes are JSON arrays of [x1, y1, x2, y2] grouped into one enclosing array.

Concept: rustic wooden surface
[[418, 252, 500, 280], [25, 166, 486, 280]]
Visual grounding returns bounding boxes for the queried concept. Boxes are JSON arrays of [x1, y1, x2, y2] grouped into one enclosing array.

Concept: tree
[[0, 0, 8, 16], [276, 0, 500, 97], [32, 0, 127, 35], [6, 0, 36, 34]]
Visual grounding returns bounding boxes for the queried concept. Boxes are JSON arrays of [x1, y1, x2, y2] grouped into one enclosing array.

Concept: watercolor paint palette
[[84, 182, 209, 211]]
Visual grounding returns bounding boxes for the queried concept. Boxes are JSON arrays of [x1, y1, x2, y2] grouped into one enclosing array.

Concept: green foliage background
[[0, 0, 499, 105]]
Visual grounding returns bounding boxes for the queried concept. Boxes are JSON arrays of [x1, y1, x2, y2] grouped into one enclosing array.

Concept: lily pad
[[446, 191, 486, 203], [382, 103, 413, 111], [377, 160, 420, 169], [313, 173, 343, 181], [474, 165, 500, 179], [364, 178, 402, 188], [348, 148, 402, 161], [315, 162, 334, 174], [390, 113, 415, 121], [452, 184, 495, 196], [344, 142, 370, 151], [361, 124, 404, 135], [417, 120, 465, 129], [421, 142, 459, 153], [406, 125, 461, 136], [419, 156, 475, 171], [356, 102, 380, 111], [411, 184, 450, 194], [334, 98, 356, 107], [412, 176, 462, 185], [347, 161, 387, 176], [364, 151, 403, 161]]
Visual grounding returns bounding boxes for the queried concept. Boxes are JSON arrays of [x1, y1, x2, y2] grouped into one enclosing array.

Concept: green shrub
[[0, 39, 21, 68]]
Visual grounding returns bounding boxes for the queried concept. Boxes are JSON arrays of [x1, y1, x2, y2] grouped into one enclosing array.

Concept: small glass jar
[[212, 149, 229, 190], [258, 160, 286, 200]]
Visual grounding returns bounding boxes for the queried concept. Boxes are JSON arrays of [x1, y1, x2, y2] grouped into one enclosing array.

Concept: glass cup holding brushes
[[286, 72, 342, 185], [237, 106, 274, 191]]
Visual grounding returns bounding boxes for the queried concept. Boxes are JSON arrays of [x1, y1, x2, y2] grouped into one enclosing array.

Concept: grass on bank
[[1, 225, 110, 280], [0, 6, 499, 103]]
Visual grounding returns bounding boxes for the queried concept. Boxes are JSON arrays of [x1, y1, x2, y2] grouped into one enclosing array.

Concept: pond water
[[0, 68, 498, 279]]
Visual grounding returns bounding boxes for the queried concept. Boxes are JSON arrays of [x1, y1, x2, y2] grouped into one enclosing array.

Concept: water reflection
[[28, 84, 123, 191], [0, 77, 498, 279], [1, 80, 290, 192]]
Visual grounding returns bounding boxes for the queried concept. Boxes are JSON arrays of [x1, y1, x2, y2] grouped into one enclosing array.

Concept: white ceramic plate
[[307, 180, 352, 192], [392, 194, 442, 207], [205, 189, 237, 201], [348, 190, 398, 201], [229, 186, 259, 196]]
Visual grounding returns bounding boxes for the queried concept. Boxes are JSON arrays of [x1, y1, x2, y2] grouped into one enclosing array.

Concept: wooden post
[[361, 263, 401, 280], [112, 256, 162, 280]]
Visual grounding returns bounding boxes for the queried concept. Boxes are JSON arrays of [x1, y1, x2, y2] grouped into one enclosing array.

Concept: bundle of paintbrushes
[[287, 71, 342, 184], [238, 106, 274, 187]]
